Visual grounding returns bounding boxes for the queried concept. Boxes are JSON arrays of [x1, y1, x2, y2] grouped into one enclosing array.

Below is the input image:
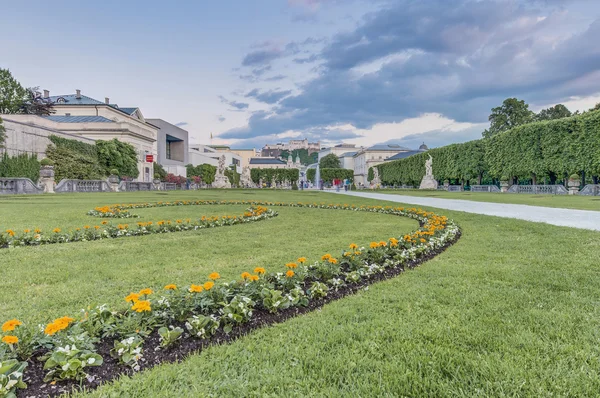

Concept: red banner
[[145, 154, 154, 162]]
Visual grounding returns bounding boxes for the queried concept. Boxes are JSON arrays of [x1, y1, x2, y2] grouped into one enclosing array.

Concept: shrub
[[0, 153, 40, 182], [153, 162, 166, 179], [40, 158, 54, 166], [46, 136, 104, 181], [250, 168, 299, 184], [109, 169, 119, 176], [96, 139, 139, 178]]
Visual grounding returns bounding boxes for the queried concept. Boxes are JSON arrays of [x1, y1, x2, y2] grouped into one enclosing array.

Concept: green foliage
[[49, 135, 98, 158], [0, 116, 5, 149], [153, 162, 166, 179], [320, 168, 353, 182], [536, 104, 572, 121], [157, 327, 183, 348], [43, 345, 102, 382], [0, 359, 27, 397], [96, 139, 139, 178], [109, 169, 119, 176], [46, 145, 104, 181], [319, 153, 341, 169], [482, 98, 535, 138], [0, 153, 40, 182], [0, 68, 28, 114], [186, 164, 216, 185], [306, 168, 315, 182], [367, 167, 374, 182], [110, 336, 143, 371], [280, 149, 318, 165], [250, 168, 300, 184], [225, 166, 240, 187], [40, 158, 54, 166]]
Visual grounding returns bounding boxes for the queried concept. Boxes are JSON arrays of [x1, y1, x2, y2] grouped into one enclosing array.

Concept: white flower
[[87, 357, 96, 365]]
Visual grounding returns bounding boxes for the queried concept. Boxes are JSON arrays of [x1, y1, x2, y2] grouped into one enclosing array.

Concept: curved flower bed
[[0, 202, 460, 397]]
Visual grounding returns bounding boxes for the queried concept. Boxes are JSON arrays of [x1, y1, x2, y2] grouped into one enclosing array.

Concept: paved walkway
[[332, 191, 600, 231]]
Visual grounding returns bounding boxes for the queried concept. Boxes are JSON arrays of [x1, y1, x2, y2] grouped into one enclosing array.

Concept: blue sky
[[3, 0, 600, 150]]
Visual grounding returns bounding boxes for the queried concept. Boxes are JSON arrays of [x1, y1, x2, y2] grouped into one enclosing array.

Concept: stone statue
[[370, 167, 381, 189], [212, 155, 232, 189], [419, 154, 438, 190], [425, 154, 433, 176], [240, 166, 253, 188]]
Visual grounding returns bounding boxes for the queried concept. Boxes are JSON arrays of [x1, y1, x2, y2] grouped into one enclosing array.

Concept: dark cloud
[[218, 96, 249, 111], [293, 54, 320, 64], [226, 0, 600, 141], [245, 88, 293, 104]]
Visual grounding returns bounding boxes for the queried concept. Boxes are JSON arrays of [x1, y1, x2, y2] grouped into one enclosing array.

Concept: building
[[353, 144, 412, 186], [317, 143, 360, 162], [45, 90, 158, 182], [339, 151, 357, 170], [248, 157, 287, 169], [189, 144, 241, 173], [261, 138, 320, 158], [146, 119, 189, 177], [211, 146, 259, 169]]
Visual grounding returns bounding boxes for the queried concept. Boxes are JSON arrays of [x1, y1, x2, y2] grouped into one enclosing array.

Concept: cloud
[[217, 115, 226, 123], [226, 0, 600, 143], [175, 122, 188, 127], [218, 96, 249, 111], [264, 74, 287, 82], [241, 42, 301, 66], [245, 88, 293, 104]]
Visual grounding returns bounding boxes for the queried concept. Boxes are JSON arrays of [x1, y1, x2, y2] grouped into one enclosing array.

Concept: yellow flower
[[379, 241, 387, 247], [1, 319, 22, 332], [203, 281, 215, 290], [101, 221, 108, 225], [297, 257, 307, 264], [321, 254, 332, 261], [249, 275, 259, 282], [349, 243, 358, 249], [125, 293, 140, 303], [189, 284, 204, 293], [44, 323, 60, 336], [24, 229, 30, 233], [241, 272, 252, 279], [369, 242, 379, 249], [131, 300, 151, 313], [286, 270, 295, 278], [94, 226, 100, 230], [328, 257, 338, 264], [254, 267, 266, 275], [34, 228, 41, 233], [208, 272, 221, 280], [164, 284, 177, 290], [54, 316, 74, 328], [53, 228, 61, 233], [139, 288, 153, 296], [420, 238, 426, 243], [84, 225, 90, 229], [5, 229, 15, 237], [285, 262, 298, 269], [2, 336, 18, 345]]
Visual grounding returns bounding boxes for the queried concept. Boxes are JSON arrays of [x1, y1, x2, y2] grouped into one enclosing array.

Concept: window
[[166, 141, 172, 160]]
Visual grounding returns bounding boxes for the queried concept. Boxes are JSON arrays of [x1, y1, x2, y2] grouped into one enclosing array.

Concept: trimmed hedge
[[306, 168, 353, 183], [186, 164, 216, 185], [377, 110, 600, 186], [0, 153, 40, 182], [250, 168, 299, 184], [46, 135, 104, 181]]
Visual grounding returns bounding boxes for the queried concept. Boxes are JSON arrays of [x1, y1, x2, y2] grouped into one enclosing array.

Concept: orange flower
[[139, 288, 153, 296], [286, 270, 295, 278], [125, 293, 140, 303], [349, 243, 358, 249], [203, 281, 215, 290], [241, 272, 252, 279], [208, 272, 221, 280], [369, 242, 378, 249], [44, 323, 60, 336], [189, 284, 203, 293], [297, 257, 307, 264], [328, 257, 338, 264], [34, 228, 41, 233], [5, 229, 15, 237], [321, 254, 332, 261], [101, 221, 108, 225], [249, 275, 259, 282], [420, 238, 426, 243], [131, 300, 151, 313], [285, 262, 298, 269], [53, 228, 61, 233], [1, 319, 22, 332], [1, 336, 18, 345], [254, 267, 266, 275], [23, 229, 30, 233], [164, 284, 177, 290], [379, 241, 387, 247]]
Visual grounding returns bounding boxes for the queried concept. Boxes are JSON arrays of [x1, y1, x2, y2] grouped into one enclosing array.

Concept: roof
[[339, 151, 357, 157], [367, 144, 411, 151], [118, 107, 138, 115], [386, 150, 425, 161], [44, 115, 114, 123], [249, 158, 286, 165], [49, 94, 140, 117]]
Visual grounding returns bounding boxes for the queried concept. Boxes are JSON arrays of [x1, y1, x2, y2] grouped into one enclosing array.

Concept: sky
[[3, 0, 600, 150]]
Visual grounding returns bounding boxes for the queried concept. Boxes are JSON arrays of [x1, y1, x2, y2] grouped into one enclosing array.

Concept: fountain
[[314, 164, 321, 189]]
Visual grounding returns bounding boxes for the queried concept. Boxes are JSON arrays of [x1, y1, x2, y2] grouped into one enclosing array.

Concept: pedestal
[[419, 175, 438, 190], [40, 177, 55, 193], [569, 186, 579, 195]]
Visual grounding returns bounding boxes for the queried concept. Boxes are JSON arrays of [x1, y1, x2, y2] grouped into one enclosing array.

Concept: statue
[[212, 155, 232, 189], [419, 154, 438, 190], [370, 167, 381, 189], [240, 166, 253, 188]]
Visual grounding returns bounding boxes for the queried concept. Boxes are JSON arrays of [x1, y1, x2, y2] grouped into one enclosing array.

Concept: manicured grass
[[371, 188, 600, 211], [3, 190, 600, 396]]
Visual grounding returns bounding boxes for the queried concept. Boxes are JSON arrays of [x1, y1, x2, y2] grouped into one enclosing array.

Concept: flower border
[[1, 201, 460, 397]]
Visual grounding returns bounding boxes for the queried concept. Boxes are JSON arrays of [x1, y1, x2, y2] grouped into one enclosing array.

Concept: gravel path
[[333, 191, 600, 231]]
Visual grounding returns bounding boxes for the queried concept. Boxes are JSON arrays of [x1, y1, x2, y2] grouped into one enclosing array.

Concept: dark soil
[[19, 230, 461, 397]]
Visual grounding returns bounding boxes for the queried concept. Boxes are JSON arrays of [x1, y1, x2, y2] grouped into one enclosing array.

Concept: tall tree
[[319, 153, 341, 169], [0, 68, 28, 114], [590, 103, 600, 112], [536, 104, 572, 121], [482, 98, 535, 138], [0, 116, 5, 148], [20, 88, 55, 116]]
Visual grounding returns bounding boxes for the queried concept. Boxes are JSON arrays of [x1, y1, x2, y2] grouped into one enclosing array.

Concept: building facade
[[317, 143, 360, 162], [189, 144, 241, 173], [146, 119, 189, 177], [46, 90, 158, 182], [261, 138, 320, 158], [353, 144, 411, 186]]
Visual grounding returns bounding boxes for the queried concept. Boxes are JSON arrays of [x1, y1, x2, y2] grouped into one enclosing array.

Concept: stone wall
[[1, 116, 95, 159]]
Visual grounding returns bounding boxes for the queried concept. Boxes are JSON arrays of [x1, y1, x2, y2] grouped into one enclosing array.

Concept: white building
[[352, 144, 412, 186], [146, 119, 189, 178], [189, 144, 241, 173], [317, 143, 360, 162], [46, 90, 158, 181]]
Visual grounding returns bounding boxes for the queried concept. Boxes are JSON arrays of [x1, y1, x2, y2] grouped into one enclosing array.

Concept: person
[[344, 178, 349, 191], [335, 178, 340, 192]]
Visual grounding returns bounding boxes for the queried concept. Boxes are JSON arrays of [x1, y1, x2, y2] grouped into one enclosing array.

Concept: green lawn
[[2, 190, 600, 397], [371, 188, 600, 211]]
